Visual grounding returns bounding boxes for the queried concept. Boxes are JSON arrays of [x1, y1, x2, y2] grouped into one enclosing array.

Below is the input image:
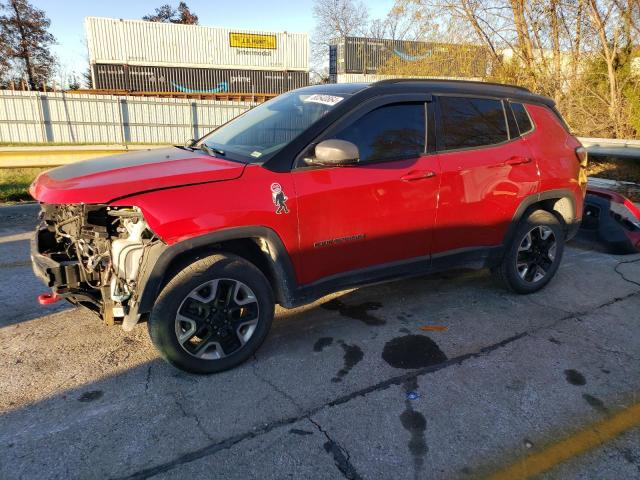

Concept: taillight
[[575, 146, 588, 188], [575, 146, 588, 167]]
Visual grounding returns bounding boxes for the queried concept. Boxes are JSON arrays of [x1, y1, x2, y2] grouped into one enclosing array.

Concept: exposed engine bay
[[33, 204, 160, 325]]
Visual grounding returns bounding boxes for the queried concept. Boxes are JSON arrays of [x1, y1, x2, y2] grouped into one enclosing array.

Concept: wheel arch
[[136, 227, 298, 319], [504, 189, 579, 247]]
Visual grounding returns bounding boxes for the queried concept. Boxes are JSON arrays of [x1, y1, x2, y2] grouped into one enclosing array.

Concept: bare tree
[[0, 36, 9, 86], [585, 0, 639, 137], [372, 0, 639, 138], [311, 0, 371, 78], [373, 1, 435, 40], [143, 2, 199, 24], [310, 0, 640, 139], [0, 0, 56, 90], [312, 0, 370, 41]]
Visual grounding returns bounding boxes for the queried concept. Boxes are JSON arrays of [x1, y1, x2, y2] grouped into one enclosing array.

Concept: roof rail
[[373, 78, 531, 93]]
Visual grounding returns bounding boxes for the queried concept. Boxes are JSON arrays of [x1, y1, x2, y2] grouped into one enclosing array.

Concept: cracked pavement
[[1, 204, 640, 479]]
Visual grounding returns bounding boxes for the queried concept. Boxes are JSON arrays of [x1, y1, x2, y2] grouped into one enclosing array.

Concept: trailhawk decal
[[314, 234, 366, 248], [270, 183, 289, 214]]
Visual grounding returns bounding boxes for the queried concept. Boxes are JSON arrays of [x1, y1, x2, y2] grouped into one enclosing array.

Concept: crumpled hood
[[30, 147, 246, 204]]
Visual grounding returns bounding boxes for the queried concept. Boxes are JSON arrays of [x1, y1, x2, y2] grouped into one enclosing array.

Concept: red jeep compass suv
[[30, 80, 587, 373]]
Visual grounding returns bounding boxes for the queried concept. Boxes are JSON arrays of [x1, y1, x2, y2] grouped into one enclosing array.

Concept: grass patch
[[0, 167, 47, 203]]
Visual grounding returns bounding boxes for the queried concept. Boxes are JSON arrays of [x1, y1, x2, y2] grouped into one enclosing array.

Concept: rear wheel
[[493, 210, 565, 294], [148, 254, 274, 373]]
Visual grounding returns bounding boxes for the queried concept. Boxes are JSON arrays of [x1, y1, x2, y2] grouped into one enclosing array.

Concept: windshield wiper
[[199, 143, 226, 157]]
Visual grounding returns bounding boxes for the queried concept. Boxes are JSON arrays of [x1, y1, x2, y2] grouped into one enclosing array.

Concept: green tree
[[82, 67, 93, 89], [143, 2, 199, 24], [0, 0, 56, 89]]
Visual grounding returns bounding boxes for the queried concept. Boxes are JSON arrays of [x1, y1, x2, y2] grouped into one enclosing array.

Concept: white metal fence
[[0, 90, 256, 144]]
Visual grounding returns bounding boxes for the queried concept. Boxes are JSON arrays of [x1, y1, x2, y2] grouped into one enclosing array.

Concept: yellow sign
[[229, 33, 277, 50]]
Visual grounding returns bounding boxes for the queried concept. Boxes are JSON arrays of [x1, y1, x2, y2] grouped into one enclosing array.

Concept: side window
[[510, 102, 534, 135], [438, 96, 508, 150], [333, 103, 425, 163]]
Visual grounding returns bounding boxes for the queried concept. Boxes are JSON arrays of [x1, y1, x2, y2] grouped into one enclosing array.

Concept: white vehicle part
[[110, 218, 148, 304]]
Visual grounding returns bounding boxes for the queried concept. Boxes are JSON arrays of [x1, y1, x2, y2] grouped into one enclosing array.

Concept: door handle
[[505, 156, 532, 166], [401, 170, 437, 182]]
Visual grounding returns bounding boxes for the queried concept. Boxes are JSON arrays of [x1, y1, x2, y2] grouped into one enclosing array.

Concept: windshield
[[198, 91, 346, 163]]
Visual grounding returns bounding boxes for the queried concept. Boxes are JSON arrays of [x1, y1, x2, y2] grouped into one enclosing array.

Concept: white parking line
[[0, 232, 31, 244]]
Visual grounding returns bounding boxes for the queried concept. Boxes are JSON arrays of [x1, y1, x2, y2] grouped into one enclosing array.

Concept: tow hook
[[38, 293, 60, 305]]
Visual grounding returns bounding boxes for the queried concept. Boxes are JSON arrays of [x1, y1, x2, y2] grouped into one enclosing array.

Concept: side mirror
[[307, 139, 359, 166], [184, 138, 197, 148]]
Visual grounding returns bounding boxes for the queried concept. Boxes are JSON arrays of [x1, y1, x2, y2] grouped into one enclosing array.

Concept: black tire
[[492, 209, 565, 294], [148, 253, 274, 374]]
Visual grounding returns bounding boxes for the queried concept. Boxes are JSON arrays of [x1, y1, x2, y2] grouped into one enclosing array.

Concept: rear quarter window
[[510, 102, 534, 135], [438, 96, 508, 151]]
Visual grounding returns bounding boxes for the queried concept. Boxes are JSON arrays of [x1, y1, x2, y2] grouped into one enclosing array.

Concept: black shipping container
[[92, 64, 309, 94], [329, 45, 338, 75], [331, 37, 491, 79]]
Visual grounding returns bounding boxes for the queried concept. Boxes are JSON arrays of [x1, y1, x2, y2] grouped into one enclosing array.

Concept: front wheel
[[492, 209, 565, 294], [148, 254, 274, 373]]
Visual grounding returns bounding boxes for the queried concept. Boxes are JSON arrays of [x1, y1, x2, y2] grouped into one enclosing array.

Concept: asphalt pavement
[[1, 203, 639, 480]]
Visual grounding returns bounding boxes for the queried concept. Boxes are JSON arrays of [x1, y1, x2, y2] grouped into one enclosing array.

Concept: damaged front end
[[31, 204, 163, 329]]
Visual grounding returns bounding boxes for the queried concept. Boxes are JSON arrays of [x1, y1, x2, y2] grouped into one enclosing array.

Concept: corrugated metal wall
[[0, 90, 256, 144], [86, 17, 309, 72], [92, 64, 309, 94]]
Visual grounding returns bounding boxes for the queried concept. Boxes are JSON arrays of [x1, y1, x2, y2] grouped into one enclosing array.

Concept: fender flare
[[503, 188, 579, 247], [123, 226, 298, 331]]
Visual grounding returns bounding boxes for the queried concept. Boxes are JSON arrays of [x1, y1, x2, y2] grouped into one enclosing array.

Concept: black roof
[[374, 78, 530, 92], [294, 79, 553, 107], [368, 78, 555, 107]]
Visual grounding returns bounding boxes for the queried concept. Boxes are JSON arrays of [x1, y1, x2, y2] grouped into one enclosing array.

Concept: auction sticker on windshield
[[303, 94, 344, 106]]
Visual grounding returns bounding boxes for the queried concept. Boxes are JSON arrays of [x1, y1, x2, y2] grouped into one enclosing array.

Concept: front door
[[292, 100, 440, 285]]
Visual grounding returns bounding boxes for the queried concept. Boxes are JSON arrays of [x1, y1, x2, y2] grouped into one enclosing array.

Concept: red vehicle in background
[[30, 79, 587, 373]]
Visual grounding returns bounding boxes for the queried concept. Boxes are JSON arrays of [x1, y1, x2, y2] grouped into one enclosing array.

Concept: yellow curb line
[[487, 402, 640, 480]]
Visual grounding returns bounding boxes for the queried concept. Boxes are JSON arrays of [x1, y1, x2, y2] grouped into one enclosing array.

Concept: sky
[[31, 0, 395, 86]]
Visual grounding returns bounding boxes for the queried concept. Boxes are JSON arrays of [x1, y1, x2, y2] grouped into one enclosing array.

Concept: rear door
[[292, 96, 440, 285], [432, 95, 538, 255]]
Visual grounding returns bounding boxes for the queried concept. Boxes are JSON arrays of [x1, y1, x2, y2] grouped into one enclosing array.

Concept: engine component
[[34, 204, 158, 322]]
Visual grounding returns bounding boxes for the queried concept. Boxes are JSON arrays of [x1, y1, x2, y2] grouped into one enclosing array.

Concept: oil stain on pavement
[[332, 341, 364, 383], [382, 335, 448, 369], [583, 394, 608, 413], [321, 299, 385, 326], [313, 337, 333, 352], [78, 390, 103, 402], [400, 377, 428, 479], [565, 369, 587, 386]]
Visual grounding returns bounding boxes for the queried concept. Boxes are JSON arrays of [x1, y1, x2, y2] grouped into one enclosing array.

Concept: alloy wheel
[[515, 225, 557, 283], [175, 278, 259, 360]]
